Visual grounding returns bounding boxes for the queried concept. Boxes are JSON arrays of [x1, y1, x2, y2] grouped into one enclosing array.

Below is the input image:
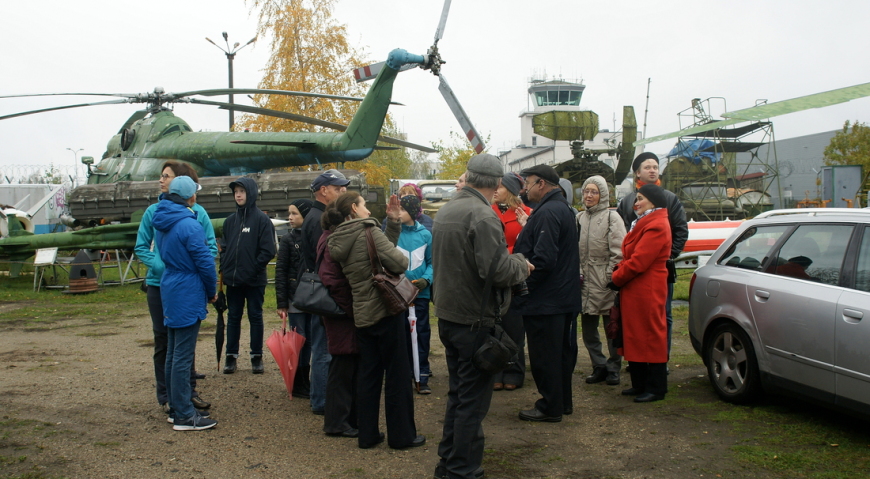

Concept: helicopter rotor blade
[[191, 99, 437, 153], [721, 82, 870, 121], [433, 0, 452, 44], [0, 92, 140, 100], [170, 88, 403, 105], [437, 75, 485, 154], [0, 99, 132, 121], [353, 62, 417, 83]]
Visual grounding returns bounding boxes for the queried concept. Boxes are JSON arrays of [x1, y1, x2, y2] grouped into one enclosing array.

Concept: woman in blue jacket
[[153, 176, 218, 430], [134, 162, 217, 415]]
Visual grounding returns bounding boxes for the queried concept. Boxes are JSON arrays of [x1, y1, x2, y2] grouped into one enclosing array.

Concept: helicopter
[[633, 82, 870, 219]]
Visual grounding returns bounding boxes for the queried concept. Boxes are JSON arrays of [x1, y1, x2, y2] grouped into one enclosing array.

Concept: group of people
[[135, 151, 687, 478]]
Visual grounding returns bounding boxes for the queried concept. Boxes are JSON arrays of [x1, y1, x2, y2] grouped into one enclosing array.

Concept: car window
[[771, 224, 853, 285], [718, 225, 789, 270], [855, 226, 870, 292]]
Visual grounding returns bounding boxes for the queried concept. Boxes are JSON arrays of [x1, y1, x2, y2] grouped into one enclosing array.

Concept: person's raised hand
[[386, 194, 402, 221]]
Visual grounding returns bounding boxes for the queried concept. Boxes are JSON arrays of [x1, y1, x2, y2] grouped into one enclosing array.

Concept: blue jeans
[[289, 312, 331, 411], [147, 285, 198, 405], [166, 321, 201, 421], [226, 284, 265, 357]]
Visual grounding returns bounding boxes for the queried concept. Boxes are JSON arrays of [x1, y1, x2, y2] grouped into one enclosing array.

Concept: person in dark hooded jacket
[[221, 177, 276, 375], [153, 176, 218, 431]]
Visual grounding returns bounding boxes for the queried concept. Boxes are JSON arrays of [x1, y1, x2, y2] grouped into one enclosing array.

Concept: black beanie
[[632, 152, 659, 173], [638, 183, 668, 209], [290, 198, 314, 218]]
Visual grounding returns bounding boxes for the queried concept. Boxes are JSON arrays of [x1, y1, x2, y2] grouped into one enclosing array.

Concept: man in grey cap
[[295, 169, 350, 414], [432, 154, 533, 479], [514, 164, 582, 423]]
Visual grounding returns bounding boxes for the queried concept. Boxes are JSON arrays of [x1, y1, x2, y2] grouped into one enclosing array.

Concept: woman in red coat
[[610, 184, 672, 403], [490, 171, 532, 390]]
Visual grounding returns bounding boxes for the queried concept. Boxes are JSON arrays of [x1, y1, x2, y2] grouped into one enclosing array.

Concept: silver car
[[688, 208, 870, 417]]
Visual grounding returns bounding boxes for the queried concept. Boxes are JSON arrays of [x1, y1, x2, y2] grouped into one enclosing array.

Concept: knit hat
[[632, 152, 659, 173], [400, 195, 422, 220], [290, 198, 314, 218], [638, 183, 668, 209], [501, 172, 523, 196], [169, 176, 199, 199]]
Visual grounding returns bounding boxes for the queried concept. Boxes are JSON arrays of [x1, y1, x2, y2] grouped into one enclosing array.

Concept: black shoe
[[190, 396, 211, 409], [251, 355, 264, 374], [605, 372, 621, 386], [621, 387, 643, 396], [192, 371, 206, 380], [434, 464, 484, 479], [585, 367, 607, 384], [417, 382, 432, 395], [518, 408, 562, 422], [292, 389, 310, 399], [391, 434, 426, 449], [326, 428, 359, 438], [359, 432, 385, 449], [563, 407, 573, 415], [312, 409, 325, 416], [634, 393, 665, 403], [223, 356, 237, 374]]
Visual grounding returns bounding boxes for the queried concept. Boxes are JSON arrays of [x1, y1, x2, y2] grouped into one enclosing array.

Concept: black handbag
[[471, 257, 520, 374], [292, 254, 345, 316], [364, 226, 418, 316]]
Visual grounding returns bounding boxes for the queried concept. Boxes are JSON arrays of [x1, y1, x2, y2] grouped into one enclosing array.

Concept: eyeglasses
[[160, 174, 173, 180], [582, 189, 600, 196]]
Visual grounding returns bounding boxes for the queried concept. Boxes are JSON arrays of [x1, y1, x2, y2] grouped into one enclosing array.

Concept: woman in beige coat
[[576, 176, 626, 386]]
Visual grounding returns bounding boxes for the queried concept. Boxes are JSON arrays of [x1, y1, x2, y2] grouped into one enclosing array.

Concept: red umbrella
[[266, 316, 306, 399]]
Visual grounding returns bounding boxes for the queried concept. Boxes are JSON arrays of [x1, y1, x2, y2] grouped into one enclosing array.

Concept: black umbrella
[[214, 273, 227, 371]]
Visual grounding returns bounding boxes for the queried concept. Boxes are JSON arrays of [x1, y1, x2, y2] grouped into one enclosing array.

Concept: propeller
[[352, 0, 486, 154]]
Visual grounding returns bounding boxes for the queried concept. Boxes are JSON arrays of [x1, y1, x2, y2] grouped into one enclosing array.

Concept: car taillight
[[689, 272, 697, 298]]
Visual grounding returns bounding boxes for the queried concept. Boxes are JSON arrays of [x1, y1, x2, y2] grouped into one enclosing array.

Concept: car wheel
[[704, 323, 761, 404]]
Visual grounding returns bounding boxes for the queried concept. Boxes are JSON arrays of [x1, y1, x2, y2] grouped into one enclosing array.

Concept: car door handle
[[843, 308, 864, 323], [754, 290, 770, 301]]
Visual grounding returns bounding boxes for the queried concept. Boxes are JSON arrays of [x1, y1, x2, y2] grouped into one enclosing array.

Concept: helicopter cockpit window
[[163, 125, 183, 135]]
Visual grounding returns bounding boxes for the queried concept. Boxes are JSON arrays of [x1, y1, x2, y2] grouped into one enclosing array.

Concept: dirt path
[[0, 303, 751, 479]]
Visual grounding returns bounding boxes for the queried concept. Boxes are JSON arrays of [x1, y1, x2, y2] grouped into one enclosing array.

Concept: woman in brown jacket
[[577, 176, 626, 386], [610, 184, 671, 403], [326, 192, 425, 450]]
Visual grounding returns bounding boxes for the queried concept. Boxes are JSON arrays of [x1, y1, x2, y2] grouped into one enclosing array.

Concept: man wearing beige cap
[[432, 154, 533, 479]]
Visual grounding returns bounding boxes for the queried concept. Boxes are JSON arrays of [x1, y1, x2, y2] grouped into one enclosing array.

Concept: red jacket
[[492, 203, 531, 253], [612, 208, 671, 363], [317, 231, 359, 355]]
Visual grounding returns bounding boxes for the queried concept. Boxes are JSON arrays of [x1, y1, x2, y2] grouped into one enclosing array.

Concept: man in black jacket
[[513, 164, 582, 423], [298, 169, 349, 414], [616, 152, 689, 355], [221, 177, 276, 375]]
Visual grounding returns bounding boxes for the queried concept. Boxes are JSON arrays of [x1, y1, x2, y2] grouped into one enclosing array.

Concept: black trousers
[[628, 361, 668, 396], [437, 319, 496, 479], [146, 285, 198, 405], [492, 307, 526, 387], [523, 312, 578, 416], [356, 313, 416, 448], [324, 353, 359, 434]]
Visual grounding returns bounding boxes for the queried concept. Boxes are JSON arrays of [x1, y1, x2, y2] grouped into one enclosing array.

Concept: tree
[[824, 120, 870, 172], [241, 0, 414, 186], [434, 131, 486, 180]]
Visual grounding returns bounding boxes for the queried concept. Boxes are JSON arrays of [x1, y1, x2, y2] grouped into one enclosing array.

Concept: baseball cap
[[169, 176, 199, 199], [310, 170, 351, 192]]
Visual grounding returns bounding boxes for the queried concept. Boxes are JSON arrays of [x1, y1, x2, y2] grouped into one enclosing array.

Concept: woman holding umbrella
[[326, 191, 425, 450]]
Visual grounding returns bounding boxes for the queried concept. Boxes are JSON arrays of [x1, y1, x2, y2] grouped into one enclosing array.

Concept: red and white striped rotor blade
[[438, 75, 485, 154], [353, 62, 418, 83]]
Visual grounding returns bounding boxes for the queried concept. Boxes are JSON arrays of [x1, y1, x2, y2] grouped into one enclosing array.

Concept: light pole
[[67, 148, 83, 184], [206, 32, 257, 131]]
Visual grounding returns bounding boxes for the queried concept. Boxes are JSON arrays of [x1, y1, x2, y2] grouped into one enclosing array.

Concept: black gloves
[[606, 281, 620, 292]]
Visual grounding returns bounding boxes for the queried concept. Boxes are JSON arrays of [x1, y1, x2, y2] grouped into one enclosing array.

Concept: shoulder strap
[[364, 226, 383, 277]]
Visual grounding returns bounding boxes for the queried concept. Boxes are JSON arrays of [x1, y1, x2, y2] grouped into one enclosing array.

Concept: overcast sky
[[2, 0, 869, 174]]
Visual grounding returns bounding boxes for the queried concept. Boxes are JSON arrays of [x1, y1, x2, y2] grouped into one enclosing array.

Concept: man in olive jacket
[[432, 154, 532, 479]]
